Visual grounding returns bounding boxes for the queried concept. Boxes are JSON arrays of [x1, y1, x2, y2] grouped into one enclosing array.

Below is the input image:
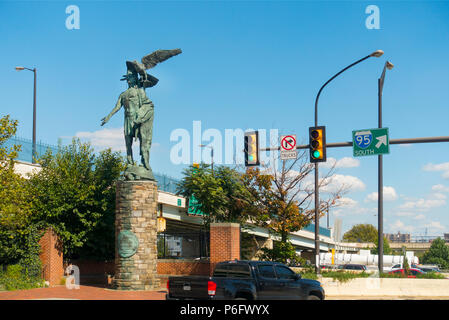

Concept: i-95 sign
[[352, 128, 389, 157]]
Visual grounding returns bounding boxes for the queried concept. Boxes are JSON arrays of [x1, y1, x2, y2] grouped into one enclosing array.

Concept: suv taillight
[[207, 281, 216, 296], [166, 279, 170, 293]]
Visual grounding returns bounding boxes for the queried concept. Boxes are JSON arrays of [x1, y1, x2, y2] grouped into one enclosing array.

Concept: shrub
[[0, 264, 44, 291], [257, 241, 301, 265], [321, 270, 370, 283]]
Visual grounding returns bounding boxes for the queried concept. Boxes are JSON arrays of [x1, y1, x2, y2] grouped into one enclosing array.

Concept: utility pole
[[15, 66, 37, 163]]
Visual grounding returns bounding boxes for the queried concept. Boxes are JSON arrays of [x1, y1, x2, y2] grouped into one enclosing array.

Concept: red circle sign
[[281, 135, 296, 151]]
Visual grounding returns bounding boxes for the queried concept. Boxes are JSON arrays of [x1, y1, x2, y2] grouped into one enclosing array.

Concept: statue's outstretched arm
[[101, 93, 123, 126]]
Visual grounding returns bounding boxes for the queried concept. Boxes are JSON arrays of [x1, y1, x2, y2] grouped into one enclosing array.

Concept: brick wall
[[209, 223, 240, 274], [157, 259, 210, 276], [39, 228, 64, 286]]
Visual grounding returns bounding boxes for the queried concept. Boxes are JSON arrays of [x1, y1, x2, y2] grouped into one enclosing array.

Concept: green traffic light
[[313, 150, 321, 158], [249, 155, 254, 161]]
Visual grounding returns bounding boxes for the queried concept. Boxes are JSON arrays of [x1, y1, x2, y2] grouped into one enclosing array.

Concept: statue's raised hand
[[101, 116, 109, 126]]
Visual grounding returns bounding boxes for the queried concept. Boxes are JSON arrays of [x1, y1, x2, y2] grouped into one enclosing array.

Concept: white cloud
[[424, 221, 445, 231], [75, 127, 127, 151], [74, 127, 160, 153], [413, 214, 426, 220], [321, 157, 360, 169], [395, 211, 415, 217], [432, 184, 449, 193], [423, 162, 449, 179], [433, 193, 447, 200], [399, 198, 446, 211], [365, 186, 398, 202], [320, 174, 366, 193], [389, 220, 416, 233], [335, 197, 358, 208]]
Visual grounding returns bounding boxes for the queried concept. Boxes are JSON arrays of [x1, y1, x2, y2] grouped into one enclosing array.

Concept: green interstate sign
[[352, 127, 390, 157], [187, 195, 206, 216]]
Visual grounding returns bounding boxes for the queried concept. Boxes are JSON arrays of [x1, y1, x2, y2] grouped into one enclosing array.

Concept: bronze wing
[[126, 49, 182, 88], [141, 49, 182, 69]]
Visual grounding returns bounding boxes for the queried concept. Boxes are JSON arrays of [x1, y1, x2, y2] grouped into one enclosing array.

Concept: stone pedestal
[[113, 180, 160, 290]]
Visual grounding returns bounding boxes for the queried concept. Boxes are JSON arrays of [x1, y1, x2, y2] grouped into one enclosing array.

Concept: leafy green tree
[[29, 138, 125, 260], [371, 236, 392, 255], [0, 115, 42, 276], [421, 237, 449, 269], [177, 164, 253, 226], [343, 224, 378, 243], [402, 248, 410, 276]]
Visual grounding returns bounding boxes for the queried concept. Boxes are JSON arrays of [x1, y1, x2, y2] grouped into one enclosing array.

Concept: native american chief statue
[[101, 49, 182, 180]]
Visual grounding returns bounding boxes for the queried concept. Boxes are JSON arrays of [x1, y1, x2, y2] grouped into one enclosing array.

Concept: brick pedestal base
[[210, 223, 240, 275], [113, 180, 160, 290], [39, 228, 63, 286]]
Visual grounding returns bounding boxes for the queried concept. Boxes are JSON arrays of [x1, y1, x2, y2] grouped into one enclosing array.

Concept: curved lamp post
[[313, 50, 383, 274], [15, 66, 37, 163]]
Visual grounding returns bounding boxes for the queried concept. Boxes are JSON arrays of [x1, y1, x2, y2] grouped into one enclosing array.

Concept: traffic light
[[244, 131, 260, 167], [309, 126, 326, 163]]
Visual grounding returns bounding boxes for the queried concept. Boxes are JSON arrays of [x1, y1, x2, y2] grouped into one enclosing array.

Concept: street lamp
[[313, 50, 383, 274], [199, 144, 214, 175], [377, 60, 394, 274], [15, 66, 37, 164]]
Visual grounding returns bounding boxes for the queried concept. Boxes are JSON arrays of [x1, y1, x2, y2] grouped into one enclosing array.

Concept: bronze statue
[[101, 49, 182, 180]]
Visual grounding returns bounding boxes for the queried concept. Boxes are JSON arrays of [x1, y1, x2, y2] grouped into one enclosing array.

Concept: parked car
[[391, 263, 419, 271], [321, 265, 339, 270], [338, 264, 367, 271], [388, 268, 426, 278], [417, 265, 441, 273], [166, 260, 325, 300]]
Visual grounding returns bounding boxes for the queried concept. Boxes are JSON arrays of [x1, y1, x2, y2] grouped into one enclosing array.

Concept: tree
[[421, 237, 449, 269], [242, 152, 345, 243], [402, 248, 410, 276], [343, 224, 378, 243], [29, 138, 125, 260], [0, 115, 42, 276], [241, 151, 345, 263], [177, 164, 253, 226], [371, 236, 392, 255]]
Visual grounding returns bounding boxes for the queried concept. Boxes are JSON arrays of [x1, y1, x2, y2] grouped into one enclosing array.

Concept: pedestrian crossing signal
[[244, 131, 260, 167], [309, 126, 326, 163]]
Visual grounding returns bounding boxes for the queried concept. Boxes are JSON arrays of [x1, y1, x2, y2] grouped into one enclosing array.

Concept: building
[[385, 232, 411, 243]]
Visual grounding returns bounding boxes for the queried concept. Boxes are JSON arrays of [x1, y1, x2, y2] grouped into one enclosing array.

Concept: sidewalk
[[0, 285, 167, 300]]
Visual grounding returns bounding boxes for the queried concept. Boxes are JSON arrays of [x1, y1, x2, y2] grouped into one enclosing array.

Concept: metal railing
[[157, 231, 210, 259]]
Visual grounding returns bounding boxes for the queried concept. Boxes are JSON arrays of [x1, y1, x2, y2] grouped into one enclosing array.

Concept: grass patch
[[298, 268, 370, 283], [380, 271, 446, 279]]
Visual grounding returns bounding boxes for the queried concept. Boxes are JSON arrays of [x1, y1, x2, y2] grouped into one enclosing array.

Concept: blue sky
[[1, 0, 449, 237]]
